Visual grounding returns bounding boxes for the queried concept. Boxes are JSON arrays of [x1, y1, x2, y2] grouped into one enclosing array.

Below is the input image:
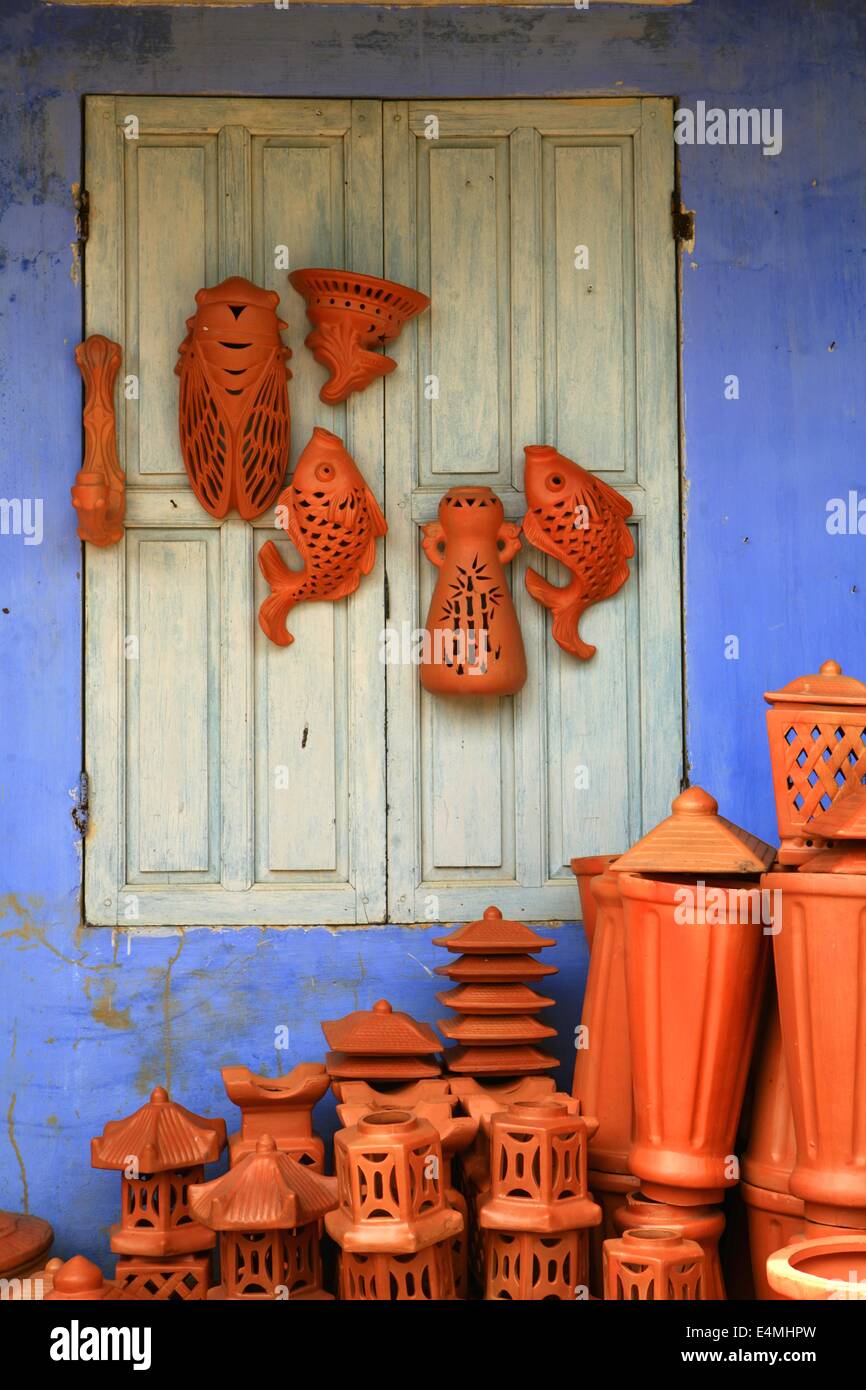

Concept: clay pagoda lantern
[[764, 659, 866, 864], [612, 1190, 726, 1299], [91, 1085, 226, 1300], [221, 1061, 329, 1169], [323, 998, 443, 1085], [189, 1135, 338, 1300], [433, 906, 559, 1076], [326, 1110, 463, 1300], [603, 1228, 706, 1301]]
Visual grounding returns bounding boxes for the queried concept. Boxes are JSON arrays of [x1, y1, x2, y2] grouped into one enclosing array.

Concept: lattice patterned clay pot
[[45, 1256, 141, 1302], [603, 1228, 706, 1301], [612, 1190, 727, 1300], [420, 488, 526, 696], [189, 1135, 338, 1301], [767, 1236, 866, 1301], [290, 268, 429, 404], [764, 660, 866, 865], [570, 854, 622, 950], [72, 335, 125, 546], [221, 1062, 329, 1169]]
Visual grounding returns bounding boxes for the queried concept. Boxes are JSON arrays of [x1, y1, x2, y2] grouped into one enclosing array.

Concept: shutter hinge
[[672, 195, 696, 250], [72, 771, 90, 837], [74, 186, 90, 246]]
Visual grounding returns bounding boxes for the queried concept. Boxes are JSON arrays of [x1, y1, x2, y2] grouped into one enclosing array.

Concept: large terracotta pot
[[765, 870, 866, 1226], [613, 1190, 727, 1299], [572, 871, 633, 1175], [741, 1183, 804, 1301], [742, 987, 798, 1195], [619, 871, 769, 1205], [570, 854, 621, 950], [767, 1235, 866, 1301]]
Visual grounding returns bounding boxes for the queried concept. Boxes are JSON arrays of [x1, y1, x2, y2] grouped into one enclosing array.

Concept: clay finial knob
[[150, 1086, 169, 1104], [53, 1255, 104, 1293], [483, 906, 503, 920], [372, 999, 392, 1015], [820, 659, 842, 677], [256, 1134, 277, 1154], [671, 786, 718, 816]]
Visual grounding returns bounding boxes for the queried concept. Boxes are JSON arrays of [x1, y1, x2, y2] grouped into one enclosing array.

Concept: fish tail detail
[[258, 540, 298, 646], [526, 567, 594, 659]]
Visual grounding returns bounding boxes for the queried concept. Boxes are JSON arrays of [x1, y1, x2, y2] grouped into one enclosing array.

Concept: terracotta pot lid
[[0, 1210, 53, 1276], [434, 952, 558, 981], [188, 1135, 338, 1231], [433, 906, 556, 954], [435, 983, 555, 1014], [444, 1045, 558, 1075], [799, 843, 866, 873], [765, 659, 866, 707], [437, 1015, 557, 1045], [322, 999, 442, 1055], [91, 1086, 227, 1173], [325, 1051, 442, 1080], [610, 786, 775, 876]]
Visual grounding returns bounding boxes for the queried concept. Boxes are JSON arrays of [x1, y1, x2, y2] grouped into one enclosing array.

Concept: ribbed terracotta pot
[[619, 871, 769, 1205], [572, 870, 633, 1175], [767, 1235, 866, 1301], [570, 854, 621, 951], [765, 870, 866, 1226], [613, 1190, 726, 1300], [741, 1184, 804, 1301]]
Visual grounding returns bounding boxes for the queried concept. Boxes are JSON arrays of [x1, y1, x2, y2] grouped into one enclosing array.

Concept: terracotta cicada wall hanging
[[71, 335, 125, 546], [176, 276, 292, 520], [420, 487, 526, 696], [289, 269, 430, 405], [257, 427, 387, 647], [522, 445, 634, 660]]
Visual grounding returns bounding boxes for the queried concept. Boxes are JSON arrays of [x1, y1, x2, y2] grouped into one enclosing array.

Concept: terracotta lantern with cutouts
[[603, 1228, 706, 1301], [91, 1085, 227, 1300], [221, 1062, 329, 1169], [612, 1190, 727, 1300], [189, 1135, 338, 1301], [326, 1110, 463, 1300]]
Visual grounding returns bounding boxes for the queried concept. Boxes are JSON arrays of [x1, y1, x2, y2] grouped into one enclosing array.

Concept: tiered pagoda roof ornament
[[322, 998, 443, 1082]]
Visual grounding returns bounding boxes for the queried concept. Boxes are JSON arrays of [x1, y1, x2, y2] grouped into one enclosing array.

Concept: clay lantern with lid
[[189, 1135, 338, 1300], [613, 787, 773, 1206], [326, 1110, 462, 1299], [604, 1229, 705, 1301], [91, 1085, 226, 1300], [221, 1061, 329, 1169], [323, 998, 443, 1084], [290, 268, 429, 404], [764, 659, 866, 864]]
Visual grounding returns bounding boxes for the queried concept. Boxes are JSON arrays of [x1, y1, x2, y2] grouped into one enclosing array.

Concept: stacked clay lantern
[[434, 906, 559, 1077], [603, 1228, 706, 1301], [325, 1109, 463, 1300], [323, 998, 443, 1086], [189, 1135, 338, 1300], [478, 1100, 601, 1299], [221, 1062, 329, 1169], [91, 1085, 226, 1301]]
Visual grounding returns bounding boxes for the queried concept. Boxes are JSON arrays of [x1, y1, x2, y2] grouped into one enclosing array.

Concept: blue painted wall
[[0, 0, 863, 1261]]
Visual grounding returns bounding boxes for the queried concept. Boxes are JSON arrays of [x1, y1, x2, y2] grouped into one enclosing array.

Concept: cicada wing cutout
[[238, 349, 292, 522], [177, 344, 232, 519]]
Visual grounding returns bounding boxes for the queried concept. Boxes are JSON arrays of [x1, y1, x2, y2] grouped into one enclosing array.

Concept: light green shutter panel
[[383, 99, 682, 922], [84, 97, 386, 925]]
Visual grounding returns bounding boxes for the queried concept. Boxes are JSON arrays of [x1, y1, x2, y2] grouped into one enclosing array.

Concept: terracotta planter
[[767, 1235, 866, 1301], [571, 870, 633, 1175], [45, 1256, 140, 1302], [765, 869, 866, 1226], [588, 1169, 638, 1299], [619, 870, 769, 1205], [289, 268, 429, 404], [0, 1209, 53, 1282], [258, 427, 387, 647], [613, 1190, 727, 1300], [189, 1135, 338, 1301], [176, 277, 291, 520], [571, 854, 621, 950], [741, 1183, 804, 1301], [221, 1061, 329, 1169], [742, 986, 798, 1195], [764, 660, 866, 865], [603, 1228, 705, 1301], [72, 335, 125, 546], [420, 488, 526, 696]]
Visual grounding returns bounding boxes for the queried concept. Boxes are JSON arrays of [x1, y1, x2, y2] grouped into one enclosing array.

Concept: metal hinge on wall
[[74, 186, 90, 246], [672, 195, 696, 250], [72, 771, 90, 837]]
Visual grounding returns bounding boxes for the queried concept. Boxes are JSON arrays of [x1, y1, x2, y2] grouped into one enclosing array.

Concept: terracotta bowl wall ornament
[[176, 276, 291, 520], [72, 335, 125, 546], [420, 489, 526, 696], [289, 268, 429, 404], [603, 1228, 706, 1301]]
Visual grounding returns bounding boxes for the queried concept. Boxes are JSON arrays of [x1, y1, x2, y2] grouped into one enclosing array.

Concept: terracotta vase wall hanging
[[767, 1235, 866, 1301], [420, 490, 526, 696], [603, 1229, 706, 1301], [571, 853, 622, 950], [72, 335, 125, 546], [764, 660, 866, 864], [289, 268, 429, 404], [189, 1135, 338, 1301], [221, 1062, 329, 1169], [258, 427, 387, 647], [522, 445, 633, 660], [176, 276, 291, 520]]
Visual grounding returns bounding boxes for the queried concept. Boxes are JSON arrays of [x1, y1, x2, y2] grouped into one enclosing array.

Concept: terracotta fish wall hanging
[[72, 335, 125, 546], [522, 445, 634, 660], [257, 427, 387, 647], [176, 276, 291, 520]]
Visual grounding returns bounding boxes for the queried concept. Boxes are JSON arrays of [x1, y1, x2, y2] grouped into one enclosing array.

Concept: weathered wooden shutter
[[383, 99, 681, 922], [84, 97, 386, 925]]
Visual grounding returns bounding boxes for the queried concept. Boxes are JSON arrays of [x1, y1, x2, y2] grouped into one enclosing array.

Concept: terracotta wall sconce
[[289, 268, 429, 404], [522, 445, 634, 660], [176, 276, 292, 520], [420, 490, 526, 696], [258, 427, 387, 648], [72, 335, 125, 546], [603, 1229, 706, 1301]]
